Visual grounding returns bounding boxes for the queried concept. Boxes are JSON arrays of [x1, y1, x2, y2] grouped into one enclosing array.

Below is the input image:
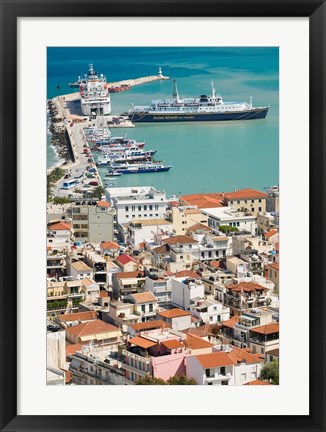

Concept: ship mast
[[172, 79, 180, 102]]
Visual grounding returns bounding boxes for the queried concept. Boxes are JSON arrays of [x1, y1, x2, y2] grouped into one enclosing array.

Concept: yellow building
[[224, 188, 268, 217], [170, 206, 208, 235]]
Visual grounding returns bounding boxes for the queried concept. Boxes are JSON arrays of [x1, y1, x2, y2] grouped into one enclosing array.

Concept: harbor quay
[[48, 67, 171, 196], [49, 121, 104, 198]]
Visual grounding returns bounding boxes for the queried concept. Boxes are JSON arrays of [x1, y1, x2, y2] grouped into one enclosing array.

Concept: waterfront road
[[52, 122, 102, 198]]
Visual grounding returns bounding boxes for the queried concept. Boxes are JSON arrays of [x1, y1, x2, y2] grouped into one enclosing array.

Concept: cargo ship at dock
[[124, 80, 270, 123]]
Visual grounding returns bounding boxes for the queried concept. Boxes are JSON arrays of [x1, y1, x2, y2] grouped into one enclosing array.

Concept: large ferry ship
[[124, 80, 269, 122], [79, 64, 111, 116]]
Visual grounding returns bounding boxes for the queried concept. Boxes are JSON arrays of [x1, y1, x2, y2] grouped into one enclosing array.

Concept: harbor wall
[[65, 128, 75, 163]]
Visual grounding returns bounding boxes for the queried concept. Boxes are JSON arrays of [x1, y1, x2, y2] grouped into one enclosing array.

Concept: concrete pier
[[107, 74, 169, 88]]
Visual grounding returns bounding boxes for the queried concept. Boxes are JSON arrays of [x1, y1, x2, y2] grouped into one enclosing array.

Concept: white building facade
[[107, 186, 168, 226], [202, 207, 257, 235]]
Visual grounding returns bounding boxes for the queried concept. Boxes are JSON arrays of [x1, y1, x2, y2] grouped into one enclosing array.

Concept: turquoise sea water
[[47, 47, 279, 196]]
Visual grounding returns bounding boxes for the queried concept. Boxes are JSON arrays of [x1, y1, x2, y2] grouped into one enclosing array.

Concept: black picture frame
[[0, 1, 325, 431]]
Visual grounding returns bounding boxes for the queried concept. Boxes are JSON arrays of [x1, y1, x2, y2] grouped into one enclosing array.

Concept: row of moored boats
[[84, 126, 171, 176]]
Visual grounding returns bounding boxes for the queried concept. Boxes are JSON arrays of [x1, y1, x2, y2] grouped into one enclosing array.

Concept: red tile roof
[[226, 282, 267, 293], [116, 254, 137, 265], [152, 244, 170, 255], [65, 320, 118, 338], [49, 222, 72, 231], [100, 241, 119, 250], [180, 193, 225, 209], [250, 322, 279, 335], [161, 339, 184, 349], [59, 311, 97, 322], [195, 347, 263, 369], [129, 320, 171, 332], [66, 343, 83, 356], [224, 188, 268, 201], [129, 336, 157, 349], [116, 271, 144, 279], [222, 316, 240, 329], [209, 260, 222, 269], [97, 201, 109, 208], [157, 308, 192, 319], [228, 347, 264, 364], [175, 270, 200, 279], [244, 379, 272, 385], [99, 289, 109, 298], [269, 262, 279, 271], [195, 352, 236, 368], [264, 229, 278, 239], [129, 291, 157, 303], [163, 235, 198, 245], [185, 334, 214, 350], [187, 223, 211, 233], [183, 324, 217, 337]]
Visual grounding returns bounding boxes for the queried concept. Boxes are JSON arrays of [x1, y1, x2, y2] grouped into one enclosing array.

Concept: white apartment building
[[69, 349, 125, 385], [107, 186, 168, 225], [144, 275, 172, 305], [125, 218, 173, 248], [171, 277, 205, 310], [186, 347, 263, 385], [190, 299, 230, 324], [201, 207, 256, 235]]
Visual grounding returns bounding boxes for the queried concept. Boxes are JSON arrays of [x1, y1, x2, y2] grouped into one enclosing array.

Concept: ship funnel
[[172, 80, 180, 101], [211, 80, 216, 99]]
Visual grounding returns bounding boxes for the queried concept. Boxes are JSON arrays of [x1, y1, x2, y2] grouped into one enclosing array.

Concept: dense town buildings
[[47, 185, 279, 385]]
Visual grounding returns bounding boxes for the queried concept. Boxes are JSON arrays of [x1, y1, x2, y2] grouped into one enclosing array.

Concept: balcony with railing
[[205, 371, 232, 384], [121, 349, 151, 376], [250, 331, 279, 344], [67, 291, 84, 298], [153, 285, 171, 293], [47, 260, 66, 269], [171, 245, 200, 254]]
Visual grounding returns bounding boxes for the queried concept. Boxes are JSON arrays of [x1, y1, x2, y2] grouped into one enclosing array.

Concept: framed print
[[0, 1, 325, 432]]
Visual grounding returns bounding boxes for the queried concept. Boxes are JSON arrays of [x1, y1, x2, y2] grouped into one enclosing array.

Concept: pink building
[[121, 328, 190, 383]]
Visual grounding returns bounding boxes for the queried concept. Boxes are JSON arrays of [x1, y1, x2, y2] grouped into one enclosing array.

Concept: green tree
[[91, 186, 106, 199], [166, 375, 197, 385], [52, 196, 72, 205], [135, 376, 166, 385], [135, 375, 197, 385], [47, 167, 65, 199], [260, 360, 279, 384], [219, 225, 239, 234]]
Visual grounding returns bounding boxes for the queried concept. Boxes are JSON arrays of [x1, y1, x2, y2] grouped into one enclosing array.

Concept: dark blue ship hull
[[128, 108, 269, 123], [115, 166, 171, 174]]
